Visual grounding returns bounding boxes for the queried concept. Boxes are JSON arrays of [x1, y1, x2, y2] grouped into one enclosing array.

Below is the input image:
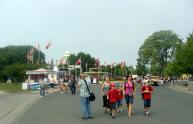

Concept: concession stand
[[25, 68, 56, 90]]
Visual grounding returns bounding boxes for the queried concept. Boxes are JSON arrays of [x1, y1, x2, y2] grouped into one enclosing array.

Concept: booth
[[26, 68, 56, 90]]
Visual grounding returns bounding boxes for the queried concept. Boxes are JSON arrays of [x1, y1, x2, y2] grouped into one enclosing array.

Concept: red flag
[[36, 44, 40, 52], [26, 53, 30, 60], [110, 62, 116, 69], [26, 52, 32, 61], [110, 65, 113, 69], [46, 43, 51, 49], [30, 48, 34, 54], [95, 58, 99, 63], [120, 61, 126, 68], [77, 58, 81, 65]]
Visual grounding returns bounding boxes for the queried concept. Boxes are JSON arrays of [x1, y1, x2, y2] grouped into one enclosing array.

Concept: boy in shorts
[[107, 83, 118, 119], [141, 80, 153, 116], [117, 84, 123, 113]]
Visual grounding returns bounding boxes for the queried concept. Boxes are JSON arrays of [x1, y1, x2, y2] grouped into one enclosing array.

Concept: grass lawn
[[0, 83, 27, 92]]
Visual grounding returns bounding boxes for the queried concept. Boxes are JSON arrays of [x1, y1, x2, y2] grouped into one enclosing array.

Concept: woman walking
[[49, 75, 55, 96], [78, 74, 93, 120], [101, 76, 111, 114], [59, 77, 64, 95], [70, 75, 76, 95], [123, 75, 137, 118], [64, 76, 69, 93]]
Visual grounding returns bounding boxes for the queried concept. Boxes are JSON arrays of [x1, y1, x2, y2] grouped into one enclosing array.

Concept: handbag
[[84, 79, 95, 102]]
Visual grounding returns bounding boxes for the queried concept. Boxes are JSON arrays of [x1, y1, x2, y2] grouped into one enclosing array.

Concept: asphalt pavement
[[14, 84, 193, 124]]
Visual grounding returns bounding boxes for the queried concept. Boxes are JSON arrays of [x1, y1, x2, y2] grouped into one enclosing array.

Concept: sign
[[69, 65, 81, 69]]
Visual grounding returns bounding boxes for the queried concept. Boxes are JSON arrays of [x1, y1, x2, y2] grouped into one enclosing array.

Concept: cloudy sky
[[0, 0, 193, 65]]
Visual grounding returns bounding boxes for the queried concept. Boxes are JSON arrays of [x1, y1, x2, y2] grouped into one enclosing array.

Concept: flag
[[94, 58, 99, 66], [110, 62, 116, 69], [120, 61, 126, 68], [46, 43, 51, 49], [29, 56, 32, 61], [26, 52, 32, 61], [77, 58, 81, 65], [85, 62, 88, 71], [30, 48, 34, 54], [95, 58, 99, 63], [26, 53, 30, 60], [36, 44, 40, 52], [103, 62, 106, 66]]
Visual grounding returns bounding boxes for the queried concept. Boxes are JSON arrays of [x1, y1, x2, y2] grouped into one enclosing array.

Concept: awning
[[26, 68, 56, 75]]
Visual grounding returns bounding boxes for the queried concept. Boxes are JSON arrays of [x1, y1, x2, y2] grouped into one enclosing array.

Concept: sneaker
[[117, 109, 120, 113], [81, 117, 87, 120], [144, 110, 147, 115], [88, 116, 93, 119], [146, 112, 150, 117], [112, 115, 115, 119], [120, 109, 123, 112]]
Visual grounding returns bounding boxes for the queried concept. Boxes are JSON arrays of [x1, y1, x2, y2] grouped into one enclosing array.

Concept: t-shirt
[[125, 82, 134, 95], [117, 89, 123, 100], [141, 86, 153, 99], [107, 89, 118, 103]]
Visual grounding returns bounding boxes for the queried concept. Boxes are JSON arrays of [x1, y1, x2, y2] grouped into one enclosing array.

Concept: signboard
[[69, 65, 81, 69]]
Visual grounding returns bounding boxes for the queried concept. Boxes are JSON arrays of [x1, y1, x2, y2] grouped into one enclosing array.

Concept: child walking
[[117, 84, 123, 113], [107, 83, 118, 119], [141, 80, 153, 116]]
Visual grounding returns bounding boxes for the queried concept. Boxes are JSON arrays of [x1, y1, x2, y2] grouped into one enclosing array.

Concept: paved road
[[0, 92, 39, 124], [15, 85, 193, 124]]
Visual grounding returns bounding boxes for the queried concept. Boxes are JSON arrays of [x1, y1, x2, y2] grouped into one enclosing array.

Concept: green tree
[[67, 52, 95, 72], [165, 32, 193, 76], [136, 30, 182, 76], [0, 45, 46, 82]]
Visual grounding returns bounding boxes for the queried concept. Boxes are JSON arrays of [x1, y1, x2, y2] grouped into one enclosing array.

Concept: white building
[[56, 51, 71, 66]]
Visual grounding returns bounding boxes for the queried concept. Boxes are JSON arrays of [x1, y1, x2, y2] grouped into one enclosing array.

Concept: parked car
[[150, 76, 159, 86]]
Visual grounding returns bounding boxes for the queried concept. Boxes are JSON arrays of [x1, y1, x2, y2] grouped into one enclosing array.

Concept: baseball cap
[[110, 83, 115, 88]]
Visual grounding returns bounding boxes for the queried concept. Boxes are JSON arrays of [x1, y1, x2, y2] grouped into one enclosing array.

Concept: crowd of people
[[39, 74, 154, 120], [100, 75, 153, 119], [39, 75, 78, 97], [79, 74, 154, 120]]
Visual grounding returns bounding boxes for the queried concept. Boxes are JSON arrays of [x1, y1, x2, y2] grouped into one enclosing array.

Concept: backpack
[[141, 86, 152, 100]]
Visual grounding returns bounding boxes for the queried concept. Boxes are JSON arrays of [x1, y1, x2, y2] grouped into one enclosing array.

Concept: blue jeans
[[40, 87, 45, 96], [125, 95, 134, 104], [80, 96, 93, 118], [71, 85, 76, 94]]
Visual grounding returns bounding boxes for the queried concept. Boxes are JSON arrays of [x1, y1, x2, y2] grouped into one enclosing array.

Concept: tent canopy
[[26, 68, 55, 75]]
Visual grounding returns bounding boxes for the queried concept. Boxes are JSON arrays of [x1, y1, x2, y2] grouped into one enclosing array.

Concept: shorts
[[117, 99, 123, 107], [125, 95, 134, 104], [64, 83, 68, 86], [144, 99, 151, 107], [103, 95, 110, 108], [50, 83, 55, 88], [109, 102, 116, 110]]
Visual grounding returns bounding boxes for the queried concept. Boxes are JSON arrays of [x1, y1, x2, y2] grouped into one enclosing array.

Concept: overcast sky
[[0, 0, 193, 66]]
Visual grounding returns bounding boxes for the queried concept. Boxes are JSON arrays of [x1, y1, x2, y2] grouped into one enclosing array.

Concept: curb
[[170, 86, 193, 94]]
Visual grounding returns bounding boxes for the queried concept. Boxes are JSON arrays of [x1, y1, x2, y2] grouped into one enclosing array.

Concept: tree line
[[0, 45, 46, 82], [135, 30, 193, 77]]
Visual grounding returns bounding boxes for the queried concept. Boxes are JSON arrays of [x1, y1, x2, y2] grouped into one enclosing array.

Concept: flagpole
[[115, 66, 117, 77], [111, 67, 112, 77], [98, 62, 99, 81], [32, 50, 34, 64], [38, 44, 40, 64]]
